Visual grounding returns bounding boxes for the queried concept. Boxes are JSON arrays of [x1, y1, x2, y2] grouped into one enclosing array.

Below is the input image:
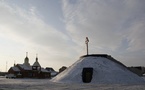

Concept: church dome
[[33, 61, 41, 67], [33, 55, 41, 67], [23, 52, 30, 67], [25, 56, 29, 61]]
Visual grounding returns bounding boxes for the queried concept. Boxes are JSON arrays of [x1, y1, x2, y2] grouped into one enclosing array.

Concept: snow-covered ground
[[0, 77, 145, 90]]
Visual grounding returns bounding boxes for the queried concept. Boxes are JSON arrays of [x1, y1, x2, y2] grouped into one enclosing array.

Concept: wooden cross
[[85, 37, 89, 55]]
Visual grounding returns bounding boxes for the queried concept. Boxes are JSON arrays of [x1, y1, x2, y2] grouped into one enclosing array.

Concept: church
[[7, 53, 51, 78]]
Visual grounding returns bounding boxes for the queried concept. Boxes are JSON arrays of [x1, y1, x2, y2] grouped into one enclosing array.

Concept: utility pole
[[6, 61, 7, 72], [85, 37, 89, 55], [14, 60, 16, 66]]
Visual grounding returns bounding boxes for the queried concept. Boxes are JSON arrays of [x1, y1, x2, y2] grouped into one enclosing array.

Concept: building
[[128, 66, 145, 76], [59, 66, 67, 73], [7, 53, 50, 78], [45, 67, 58, 77], [51, 54, 145, 84]]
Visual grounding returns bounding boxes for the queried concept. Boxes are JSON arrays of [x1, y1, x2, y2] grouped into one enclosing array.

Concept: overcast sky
[[0, 0, 145, 72]]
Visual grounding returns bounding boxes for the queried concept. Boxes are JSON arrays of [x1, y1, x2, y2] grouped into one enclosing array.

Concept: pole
[[6, 61, 7, 72]]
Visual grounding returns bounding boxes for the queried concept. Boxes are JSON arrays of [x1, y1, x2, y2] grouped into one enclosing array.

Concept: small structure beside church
[[7, 53, 50, 78], [45, 67, 58, 77], [59, 66, 67, 73]]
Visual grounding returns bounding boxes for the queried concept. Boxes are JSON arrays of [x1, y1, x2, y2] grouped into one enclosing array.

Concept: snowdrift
[[51, 54, 145, 84]]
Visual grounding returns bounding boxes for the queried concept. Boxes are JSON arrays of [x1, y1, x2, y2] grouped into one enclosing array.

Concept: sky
[[0, 0, 145, 72]]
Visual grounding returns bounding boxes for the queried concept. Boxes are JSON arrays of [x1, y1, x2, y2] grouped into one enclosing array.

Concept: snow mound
[[51, 54, 145, 84]]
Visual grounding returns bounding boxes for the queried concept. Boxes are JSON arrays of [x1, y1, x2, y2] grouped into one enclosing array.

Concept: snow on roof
[[51, 55, 145, 84], [18, 64, 32, 70], [45, 67, 58, 76], [41, 68, 49, 73], [46, 67, 55, 72], [11, 67, 20, 72], [51, 71, 58, 76]]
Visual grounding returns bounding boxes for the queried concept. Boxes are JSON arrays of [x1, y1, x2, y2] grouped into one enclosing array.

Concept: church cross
[[85, 37, 89, 55]]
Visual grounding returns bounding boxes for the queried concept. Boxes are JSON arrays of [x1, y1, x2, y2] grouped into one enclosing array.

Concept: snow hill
[[51, 54, 145, 84]]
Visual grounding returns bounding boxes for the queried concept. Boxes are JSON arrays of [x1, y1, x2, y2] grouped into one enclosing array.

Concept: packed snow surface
[[52, 56, 145, 84], [0, 77, 145, 90]]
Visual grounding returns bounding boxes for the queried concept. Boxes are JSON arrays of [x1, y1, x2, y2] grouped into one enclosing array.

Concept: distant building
[[128, 66, 145, 76], [0, 72, 8, 76], [59, 66, 67, 73], [7, 53, 50, 78]]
